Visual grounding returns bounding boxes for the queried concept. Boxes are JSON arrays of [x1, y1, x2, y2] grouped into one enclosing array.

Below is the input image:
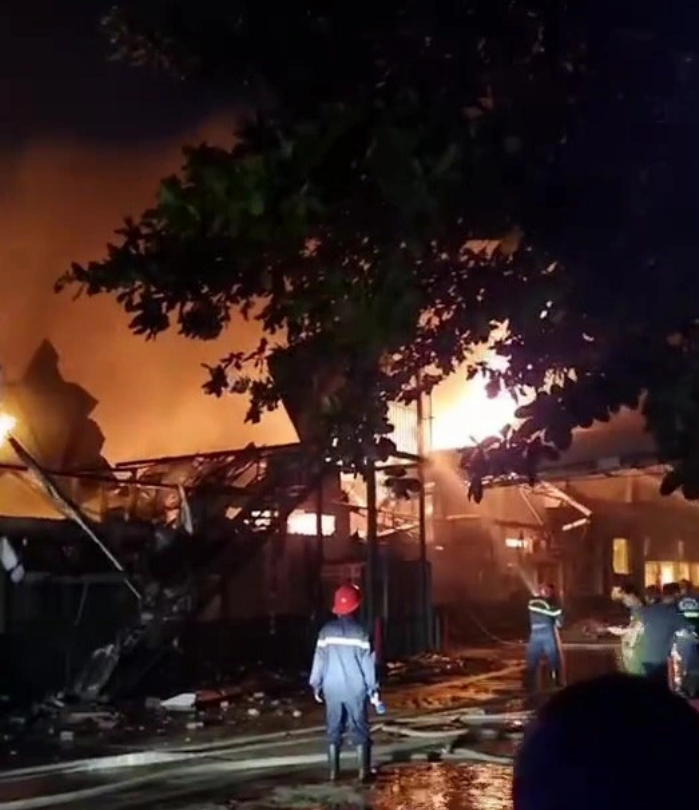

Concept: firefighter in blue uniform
[[671, 583, 699, 697], [526, 584, 563, 692], [309, 584, 379, 782]]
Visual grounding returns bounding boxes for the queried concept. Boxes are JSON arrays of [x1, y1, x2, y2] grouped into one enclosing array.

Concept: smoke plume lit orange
[[0, 116, 297, 462], [0, 119, 537, 464]]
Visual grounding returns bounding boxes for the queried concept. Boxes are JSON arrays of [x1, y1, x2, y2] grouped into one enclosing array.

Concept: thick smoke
[[0, 117, 296, 462], [0, 118, 637, 468]]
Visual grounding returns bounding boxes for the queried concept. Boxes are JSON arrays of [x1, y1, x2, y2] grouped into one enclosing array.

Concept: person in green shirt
[[607, 583, 645, 674]]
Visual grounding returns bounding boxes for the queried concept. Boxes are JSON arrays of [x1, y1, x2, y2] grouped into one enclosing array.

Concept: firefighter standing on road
[[309, 584, 379, 782], [526, 584, 564, 693]]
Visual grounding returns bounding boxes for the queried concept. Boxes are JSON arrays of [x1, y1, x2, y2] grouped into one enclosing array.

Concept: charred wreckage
[[0, 436, 324, 712]]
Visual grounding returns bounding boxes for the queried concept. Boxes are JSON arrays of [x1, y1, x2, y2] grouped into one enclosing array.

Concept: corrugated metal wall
[[387, 402, 420, 456]]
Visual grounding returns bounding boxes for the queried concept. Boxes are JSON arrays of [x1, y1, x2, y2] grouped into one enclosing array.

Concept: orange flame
[[431, 371, 518, 450]]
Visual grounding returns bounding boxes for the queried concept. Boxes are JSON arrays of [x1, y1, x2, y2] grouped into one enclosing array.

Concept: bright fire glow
[[431, 371, 518, 450], [0, 413, 16, 443], [287, 511, 336, 537], [505, 537, 528, 549]]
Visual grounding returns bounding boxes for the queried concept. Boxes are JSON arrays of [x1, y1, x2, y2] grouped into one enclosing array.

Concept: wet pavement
[[236, 763, 513, 809], [0, 648, 511, 773], [207, 647, 617, 810], [0, 646, 619, 810], [374, 763, 511, 810]]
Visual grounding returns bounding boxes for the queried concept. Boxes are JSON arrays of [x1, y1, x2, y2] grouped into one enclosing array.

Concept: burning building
[[1, 337, 697, 705], [426, 408, 699, 634], [0, 344, 436, 703]]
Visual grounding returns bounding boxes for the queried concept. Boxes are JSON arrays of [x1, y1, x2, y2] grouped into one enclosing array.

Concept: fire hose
[[0, 664, 525, 808], [0, 662, 527, 781], [0, 707, 523, 784], [0, 738, 516, 810], [0, 707, 522, 784]]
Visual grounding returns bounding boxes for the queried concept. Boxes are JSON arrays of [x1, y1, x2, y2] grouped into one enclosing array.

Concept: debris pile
[[384, 651, 503, 685]]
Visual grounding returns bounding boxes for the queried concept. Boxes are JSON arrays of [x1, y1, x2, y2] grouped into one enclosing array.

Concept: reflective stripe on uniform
[[529, 605, 562, 618], [317, 636, 371, 650]]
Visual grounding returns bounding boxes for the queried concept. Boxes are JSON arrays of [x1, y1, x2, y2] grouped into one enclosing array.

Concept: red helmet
[[332, 584, 361, 616]]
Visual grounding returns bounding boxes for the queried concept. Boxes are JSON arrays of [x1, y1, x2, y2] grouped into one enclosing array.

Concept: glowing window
[[660, 562, 676, 586], [612, 538, 630, 575], [645, 562, 660, 587], [287, 511, 336, 537], [646, 561, 692, 587]]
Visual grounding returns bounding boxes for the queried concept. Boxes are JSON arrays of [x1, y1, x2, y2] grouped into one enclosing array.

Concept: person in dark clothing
[[525, 584, 563, 692], [513, 673, 699, 810], [638, 583, 686, 686], [309, 584, 378, 782], [672, 590, 699, 696], [666, 580, 681, 601], [644, 584, 661, 604]]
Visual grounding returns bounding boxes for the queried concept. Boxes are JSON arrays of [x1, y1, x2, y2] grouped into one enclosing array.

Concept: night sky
[[1, 0, 218, 147]]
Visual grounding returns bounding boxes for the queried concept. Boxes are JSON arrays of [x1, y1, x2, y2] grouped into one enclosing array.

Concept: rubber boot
[[328, 743, 340, 782], [357, 743, 372, 783]]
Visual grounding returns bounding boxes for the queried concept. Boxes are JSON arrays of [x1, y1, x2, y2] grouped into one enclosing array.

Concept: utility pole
[[315, 467, 325, 619], [416, 388, 431, 651]]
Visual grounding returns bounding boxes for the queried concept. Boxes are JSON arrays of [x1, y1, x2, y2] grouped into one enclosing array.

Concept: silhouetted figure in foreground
[[513, 673, 699, 810]]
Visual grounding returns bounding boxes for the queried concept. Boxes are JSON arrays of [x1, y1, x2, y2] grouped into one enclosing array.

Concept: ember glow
[[431, 371, 518, 450], [0, 413, 16, 443]]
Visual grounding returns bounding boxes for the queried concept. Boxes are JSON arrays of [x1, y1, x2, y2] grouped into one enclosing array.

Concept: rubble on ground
[[0, 648, 503, 769], [384, 650, 503, 683]]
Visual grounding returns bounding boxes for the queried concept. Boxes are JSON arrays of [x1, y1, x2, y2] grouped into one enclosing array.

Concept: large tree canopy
[[59, 1, 699, 497]]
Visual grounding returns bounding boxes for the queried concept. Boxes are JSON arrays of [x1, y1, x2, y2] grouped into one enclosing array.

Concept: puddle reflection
[[248, 763, 512, 809], [372, 763, 512, 810]]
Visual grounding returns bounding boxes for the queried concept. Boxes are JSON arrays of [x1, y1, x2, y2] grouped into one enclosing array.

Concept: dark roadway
[[0, 645, 619, 810]]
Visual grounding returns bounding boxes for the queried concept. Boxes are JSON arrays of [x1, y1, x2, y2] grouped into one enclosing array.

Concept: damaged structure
[[431, 413, 699, 623], [0, 342, 436, 706], [3, 340, 699, 708]]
